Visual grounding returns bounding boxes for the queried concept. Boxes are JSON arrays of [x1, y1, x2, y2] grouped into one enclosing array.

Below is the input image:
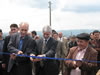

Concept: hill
[[3, 29, 96, 38], [37, 29, 95, 37]]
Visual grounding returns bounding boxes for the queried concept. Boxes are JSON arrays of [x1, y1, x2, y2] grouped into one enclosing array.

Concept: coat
[[64, 46, 98, 75]]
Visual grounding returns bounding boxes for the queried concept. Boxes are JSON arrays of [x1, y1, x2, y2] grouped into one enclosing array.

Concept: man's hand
[[33, 54, 46, 62], [2, 64, 6, 69], [35, 54, 46, 61], [38, 54, 45, 58], [10, 53, 16, 60], [72, 61, 77, 69], [76, 60, 82, 67], [30, 54, 36, 62], [17, 51, 23, 54], [30, 54, 46, 62]]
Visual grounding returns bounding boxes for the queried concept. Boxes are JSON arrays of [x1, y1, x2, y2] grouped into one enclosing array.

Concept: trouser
[[0, 63, 3, 75], [9, 62, 32, 75]]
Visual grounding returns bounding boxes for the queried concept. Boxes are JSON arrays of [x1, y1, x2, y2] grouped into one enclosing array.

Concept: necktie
[[18, 38, 23, 50], [41, 40, 47, 54], [45, 39, 47, 45], [40, 39, 47, 67]]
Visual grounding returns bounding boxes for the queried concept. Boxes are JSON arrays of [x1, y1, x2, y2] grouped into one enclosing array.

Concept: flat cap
[[77, 33, 90, 40]]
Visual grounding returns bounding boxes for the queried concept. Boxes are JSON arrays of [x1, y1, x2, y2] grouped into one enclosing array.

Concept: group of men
[[0, 22, 100, 75], [0, 22, 65, 75]]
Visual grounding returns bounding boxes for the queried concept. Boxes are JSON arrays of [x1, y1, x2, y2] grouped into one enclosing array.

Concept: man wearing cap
[[64, 33, 97, 75]]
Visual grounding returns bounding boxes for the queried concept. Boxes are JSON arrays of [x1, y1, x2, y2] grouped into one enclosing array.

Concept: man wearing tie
[[34, 25, 58, 75], [7, 22, 37, 75]]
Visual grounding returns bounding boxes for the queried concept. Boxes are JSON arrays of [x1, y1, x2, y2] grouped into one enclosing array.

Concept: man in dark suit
[[7, 22, 37, 75], [68, 35, 77, 51], [2, 24, 19, 75], [64, 33, 97, 75], [34, 25, 58, 75], [89, 30, 100, 74], [0, 29, 4, 75]]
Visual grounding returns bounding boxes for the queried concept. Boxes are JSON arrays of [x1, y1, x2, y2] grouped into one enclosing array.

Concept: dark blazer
[[36, 37, 57, 57], [64, 46, 98, 75], [35, 37, 58, 75], [7, 33, 37, 75], [1, 35, 11, 75], [90, 39, 100, 69], [2, 35, 10, 68]]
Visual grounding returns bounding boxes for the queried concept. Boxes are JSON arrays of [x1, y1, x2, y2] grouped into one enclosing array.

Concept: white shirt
[[43, 37, 50, 44], [58, 37, 63, 42]]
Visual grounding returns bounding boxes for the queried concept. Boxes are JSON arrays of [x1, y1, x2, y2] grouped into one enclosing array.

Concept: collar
[[34, 35, 37, 39], [78, 46, 88, 52], [19, 33, 26, 40], [43, 37, 50, 42]]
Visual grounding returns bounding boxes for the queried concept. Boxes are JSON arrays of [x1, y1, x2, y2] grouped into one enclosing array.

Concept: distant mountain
[[57, 29, 95, 37], [3, 29, 96, 38], [37, 29, 95, 37]]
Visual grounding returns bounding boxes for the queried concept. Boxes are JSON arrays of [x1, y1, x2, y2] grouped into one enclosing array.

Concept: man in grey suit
[[7, 22, 37, 75], [52, 32, 66, 75], [34, 25, 58, 75]]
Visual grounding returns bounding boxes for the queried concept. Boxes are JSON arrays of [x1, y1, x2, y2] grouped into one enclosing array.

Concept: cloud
[[27, 0, 49, 8], [52, 11, 100, 30], [57, 0, 100, 12], [62, 5, 100, 13], [0, 0, 100, 32], [0, 0, 58, 9], [0, 8, 50, 32]]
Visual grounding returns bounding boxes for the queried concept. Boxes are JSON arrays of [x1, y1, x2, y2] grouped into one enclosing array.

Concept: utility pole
[[48, 1, 51, 26]]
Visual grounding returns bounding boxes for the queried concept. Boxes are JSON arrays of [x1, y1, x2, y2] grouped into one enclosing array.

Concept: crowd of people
[[0, 22, 100, 75]]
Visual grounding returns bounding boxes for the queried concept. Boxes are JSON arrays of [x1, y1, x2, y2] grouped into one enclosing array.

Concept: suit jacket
[[55, 40, 64, 58], [2, 35, 11, 69], [7, 33, 37, 72], [68, 41, 77, 49], [90, 39, 100, 69], [36, 37, 57, 57], [55, 40, 65, 74], [58, 37, 68, 57], [35, 37, 58, 75], [64, 46, 97, 75]]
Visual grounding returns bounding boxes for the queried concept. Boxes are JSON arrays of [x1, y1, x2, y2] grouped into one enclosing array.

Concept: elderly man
[[64, 33, 97, 75], [34, 25, 58, 75], [58, 32, 68, 74], [7, 22, 37, 75], [52, 32, 66, 75]]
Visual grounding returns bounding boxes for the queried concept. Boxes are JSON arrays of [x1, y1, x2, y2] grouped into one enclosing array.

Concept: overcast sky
[[0, 0, 100, 32]]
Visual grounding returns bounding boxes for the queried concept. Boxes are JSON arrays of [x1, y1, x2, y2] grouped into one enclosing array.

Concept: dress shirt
[[70, 47, 87, 75], [58, 37, 63, 42]]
